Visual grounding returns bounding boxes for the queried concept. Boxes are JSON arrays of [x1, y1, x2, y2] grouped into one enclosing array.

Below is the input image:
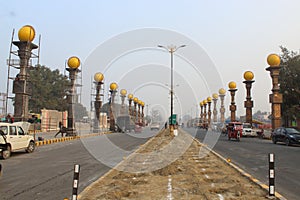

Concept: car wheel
[[272, 137, 277, 144], [26, 141, 35, 153], [285, 138, 290, 146], [1, 145, 11, 159]]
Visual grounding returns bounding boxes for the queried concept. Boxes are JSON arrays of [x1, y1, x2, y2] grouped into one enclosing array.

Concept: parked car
[[271, 127, 300, 146], [0, 122, 35, 159], [242, 123, 256, 137]]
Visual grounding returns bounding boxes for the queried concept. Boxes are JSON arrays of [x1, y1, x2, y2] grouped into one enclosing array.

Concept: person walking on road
[[54, 121, 65, 138]]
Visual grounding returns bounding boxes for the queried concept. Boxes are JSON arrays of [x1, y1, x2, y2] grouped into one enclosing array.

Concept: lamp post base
[[169, 124, 174, 137], [66, 128, 77, 136]]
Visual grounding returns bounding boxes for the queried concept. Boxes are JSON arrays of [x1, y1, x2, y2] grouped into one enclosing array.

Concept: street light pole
[[158, 44, 186, 134]]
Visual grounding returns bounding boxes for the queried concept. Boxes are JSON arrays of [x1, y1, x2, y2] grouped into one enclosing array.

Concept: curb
[[35, 131, 112, 147], [188, 135, 286, 200]]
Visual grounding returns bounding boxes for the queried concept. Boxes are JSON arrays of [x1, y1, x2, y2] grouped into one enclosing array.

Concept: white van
[[242, 123, 256, 137], [0, 122, 35, 159]]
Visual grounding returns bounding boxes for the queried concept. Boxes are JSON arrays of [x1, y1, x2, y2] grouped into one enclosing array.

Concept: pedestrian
[[54, 121, 64, 138]]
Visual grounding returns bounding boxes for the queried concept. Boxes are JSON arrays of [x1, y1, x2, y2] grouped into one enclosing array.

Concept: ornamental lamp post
[[243, 71, 255, 125], [266, 54, 282, 130], [219, 88, 226, 123], [93, 72, 104, 132], [133, 97, 138, 124], [207, 97, 212, 127], [120, 89, 127, 115], [200, 101, 204, 123], [228, 81, 237, 122], [65, 56, 81, 136], [128, 93, 133, 116], [109, 82, 118, 131], [13, 25, 38, 122], [158, 44, 186, 135], [138, 100, 142, 124], [203, 100, 208, 126], [141, 101, 145, 126], [212, 93, 219, 123]]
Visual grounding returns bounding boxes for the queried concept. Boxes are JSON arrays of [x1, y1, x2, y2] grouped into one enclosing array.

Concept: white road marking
[[217, 194, 224, 200], [167, 175, 173, 200]]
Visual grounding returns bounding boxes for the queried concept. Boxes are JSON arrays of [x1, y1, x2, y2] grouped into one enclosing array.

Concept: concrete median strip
[[34, 131, 112, 147]]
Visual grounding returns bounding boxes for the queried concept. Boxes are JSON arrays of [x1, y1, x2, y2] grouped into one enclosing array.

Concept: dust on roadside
[[79, 129, 271, 200]]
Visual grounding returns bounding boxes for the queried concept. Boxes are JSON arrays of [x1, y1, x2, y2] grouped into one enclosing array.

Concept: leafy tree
[[279, 46, 300, 124], [28, 65, 69, 113]]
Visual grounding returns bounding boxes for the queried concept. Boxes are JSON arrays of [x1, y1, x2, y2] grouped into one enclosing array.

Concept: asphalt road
[[0, 131, 152, 200], [184, 128, 300, 200]]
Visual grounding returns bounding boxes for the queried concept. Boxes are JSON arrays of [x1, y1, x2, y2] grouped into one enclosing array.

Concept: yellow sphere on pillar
[[267, 54, 281, 67], [128, 93, 133, 100], [120, 89, 127, 96], [219, 88, 226, 95], [67, 56, 81, 69], [203, 100, 207, 105], [244, 71, 254, 81], [109, 82, 118, 91], [212, 93, 218, 99], [133, 97, 138, 103], [228, 81, 237, 89], [18, 25, 35, 42], [200, 102, 203, 106], [138, 100, 142, 105], [94, 72, 104, 82], [207, 97, 212, 102], [141, 102, 145, 107]]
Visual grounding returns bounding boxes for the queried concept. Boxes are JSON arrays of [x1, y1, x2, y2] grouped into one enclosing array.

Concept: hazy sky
[[1, 0, 300, 119]]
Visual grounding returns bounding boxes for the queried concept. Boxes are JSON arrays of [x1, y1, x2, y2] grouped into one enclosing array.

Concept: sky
[[1, 0, 300, 120]]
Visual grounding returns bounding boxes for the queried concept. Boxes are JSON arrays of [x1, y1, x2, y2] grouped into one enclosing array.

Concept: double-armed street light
[[158, 44, 186, 134]]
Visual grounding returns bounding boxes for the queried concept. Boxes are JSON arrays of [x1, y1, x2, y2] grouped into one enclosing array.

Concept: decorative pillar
[[203, 100, 207, 125], [66, 56, 81, 136], [212, 93, 218, 123], [219, 88, 226, 124], [133, 97, 138, 124], [200, 101, 203, 123], [13, 25, 38, 122], [141, 101, 145, 126], [266, 54, 282, 130], [128, 93, 133, 116], [93, 72, 104, 132], [109, 82, 118, 131], [138, 100, 142, 124], [120, 89, 127, 115], [228, 81, 237, 122], [243, 71, 255, 125], [207, 97, 212, 127]]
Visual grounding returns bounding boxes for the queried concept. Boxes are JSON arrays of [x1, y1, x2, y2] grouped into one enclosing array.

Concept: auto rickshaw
[[227, 122, 243, 141]]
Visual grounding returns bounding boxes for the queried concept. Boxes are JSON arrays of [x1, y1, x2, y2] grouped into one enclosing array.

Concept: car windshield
[[243, 124, 251, 128], [286, 128, 300, 134]]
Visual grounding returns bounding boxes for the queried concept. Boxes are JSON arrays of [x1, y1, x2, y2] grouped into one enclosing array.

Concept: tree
[[279, 46, 300, 125], [28, 65, 69, 112]]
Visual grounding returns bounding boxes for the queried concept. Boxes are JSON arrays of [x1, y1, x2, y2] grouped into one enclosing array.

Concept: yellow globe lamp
[[141, 101, 145, 107], [18, 25, 35, 42], [109, 82, 118, 91], [133, 97, 138, 103], [200, 102, 203, 107], [120, 89, 127, 96], [228, 81, 237, 89], [212, 93, 218, 99], [244, 71, 254, 81], [67, 56, 80, 69], [203, 100, 208, 105], [207, 96, 212, 102], [138, 100, 142, 105], [267, 54, 281, 67], [128, 93, 133, 100], [94, 72, 104, 82], [219, 88, 226, 95]]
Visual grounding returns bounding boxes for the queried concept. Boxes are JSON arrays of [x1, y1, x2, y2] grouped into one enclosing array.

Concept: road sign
[[169, 114, 177, 125]]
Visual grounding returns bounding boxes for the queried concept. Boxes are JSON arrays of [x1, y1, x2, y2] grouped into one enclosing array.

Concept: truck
[[116, 115, 135, 133]]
